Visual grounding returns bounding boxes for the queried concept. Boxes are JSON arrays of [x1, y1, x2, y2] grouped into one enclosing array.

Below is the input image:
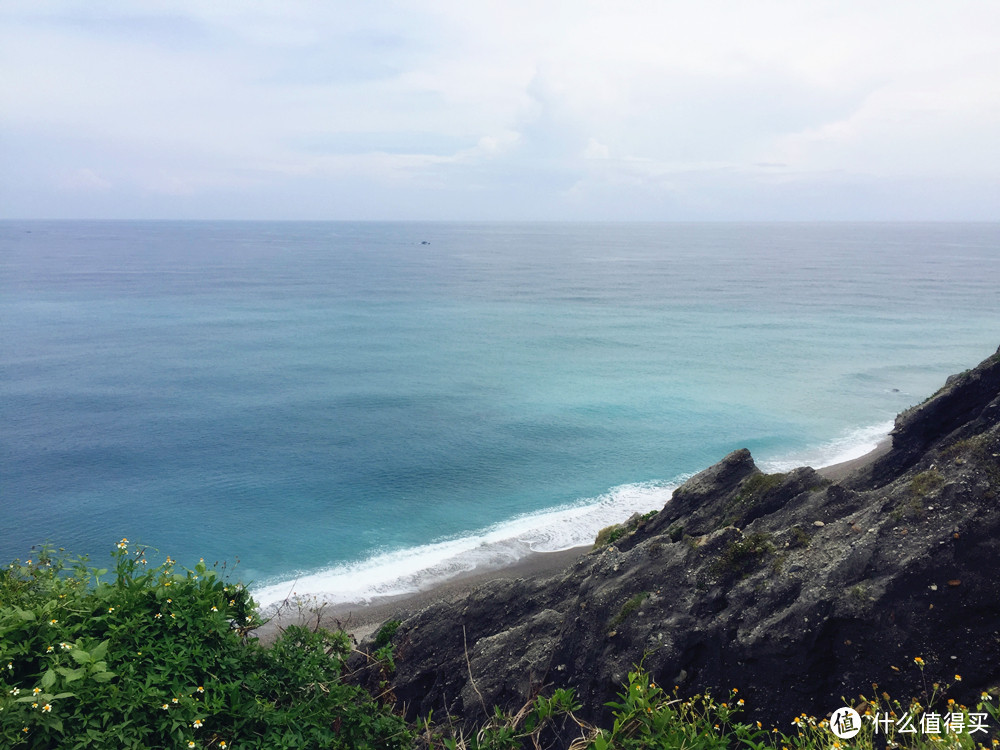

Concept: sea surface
[[3, 221, 999, 607]]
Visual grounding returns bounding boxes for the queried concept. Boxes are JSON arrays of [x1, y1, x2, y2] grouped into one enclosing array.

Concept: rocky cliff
[[354, 346, 1000, 730]]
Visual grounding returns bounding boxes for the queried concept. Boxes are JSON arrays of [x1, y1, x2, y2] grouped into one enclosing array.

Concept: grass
[[709, 533, 776, 580], [607, 592, 651, 634]]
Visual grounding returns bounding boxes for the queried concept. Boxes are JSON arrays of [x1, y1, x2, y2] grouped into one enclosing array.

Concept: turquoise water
[[2, 221, 998, 605]]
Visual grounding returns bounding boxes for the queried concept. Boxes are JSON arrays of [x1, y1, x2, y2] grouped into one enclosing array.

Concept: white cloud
[[583, 138, 610, 160], [57, 168, 112, 192], [2, 0, 999, 218]]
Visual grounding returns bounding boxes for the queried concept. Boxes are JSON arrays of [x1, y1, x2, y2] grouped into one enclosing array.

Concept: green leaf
[[41, 668, 56, 689], [57, 666, 86, 683], [70, 649, 93, 665], [91, 639, 109, 661], [91, 671, 114, 683]]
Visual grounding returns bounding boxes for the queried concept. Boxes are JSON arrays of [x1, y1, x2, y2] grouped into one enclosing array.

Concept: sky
[[2, 1, 999, 221]]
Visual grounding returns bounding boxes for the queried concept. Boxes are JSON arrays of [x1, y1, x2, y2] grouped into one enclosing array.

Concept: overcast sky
[[2, 1, 999, 220]]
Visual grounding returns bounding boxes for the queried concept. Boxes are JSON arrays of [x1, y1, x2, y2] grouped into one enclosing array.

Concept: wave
[[253, 420, 893, 611], [252, 479, 680, 610], [760, 420, 894, 473]]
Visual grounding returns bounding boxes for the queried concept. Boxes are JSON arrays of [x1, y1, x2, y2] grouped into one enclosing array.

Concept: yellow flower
[[32, 687, 41, 695], [172, 698, 179, 704], [196, 686, 204, 693], [955, 674, 962, 681], [41, 704, 51, 713], [60, 642, 70, 650], [737, 699, 745, 706], [188, 743, 195, 749], [193, 719, 203, 729], [46, 646, 54, 653], [211, 606, 218, 612], [49, 619, 58, 625], [107, 607, 114, 613], [162, 704, 169, 710], [914, 656, 925, 666]]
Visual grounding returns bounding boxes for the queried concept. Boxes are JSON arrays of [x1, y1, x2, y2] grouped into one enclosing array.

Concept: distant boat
[[420, 240, 430, 245]]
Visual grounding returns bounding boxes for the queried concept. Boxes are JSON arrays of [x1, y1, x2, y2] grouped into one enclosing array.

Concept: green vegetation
[[910, 469, 945, 497], [607, 592, 651, 634], [3, 543, 997, 749], [595, 511, 659, 548], [0, 542, 410, 749], [709, 533, 776, 580]]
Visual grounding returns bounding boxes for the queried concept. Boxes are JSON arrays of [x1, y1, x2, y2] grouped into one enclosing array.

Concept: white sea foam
[[760, 420, 894, 474], [254, 421, 894, 611], [252, 479, 680, 610]]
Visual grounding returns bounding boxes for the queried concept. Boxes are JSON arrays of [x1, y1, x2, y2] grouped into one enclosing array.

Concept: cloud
[[1, 1, 999, 218], [57, 168, 112, 192]]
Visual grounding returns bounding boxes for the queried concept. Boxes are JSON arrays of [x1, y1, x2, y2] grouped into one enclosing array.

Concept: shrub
[[0, 542, 411, 749]]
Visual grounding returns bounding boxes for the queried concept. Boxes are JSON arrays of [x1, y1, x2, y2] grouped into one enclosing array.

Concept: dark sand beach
[[256, 436, 892, 644]]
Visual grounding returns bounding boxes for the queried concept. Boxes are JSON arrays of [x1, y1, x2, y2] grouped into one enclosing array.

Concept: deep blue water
[[2, 221, 999, 604]]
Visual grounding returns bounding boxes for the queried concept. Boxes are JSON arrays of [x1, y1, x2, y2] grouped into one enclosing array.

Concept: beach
[[255, 436, 893, 644]]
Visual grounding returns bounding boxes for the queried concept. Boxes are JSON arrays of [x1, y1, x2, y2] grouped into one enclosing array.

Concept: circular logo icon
[[830, 707, 862, 739]]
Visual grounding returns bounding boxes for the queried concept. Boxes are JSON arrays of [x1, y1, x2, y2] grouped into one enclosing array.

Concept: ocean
[[2, 221, 998, 607]]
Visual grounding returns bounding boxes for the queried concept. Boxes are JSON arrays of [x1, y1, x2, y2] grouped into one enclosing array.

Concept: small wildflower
[[229, 599, 235, 605], [9, 688, 20, 695], [49, 619, 58, 625], [193, 719, 203, 729], [245, 615, 252, 622], [738, 698, 745, 706], [171, 613, 176, 619], [167, 598, 172, 603], [196, 686, 204, 693], [756, 721, 762, 729], [914, 656, 925, 666], [211, 606, 218, 612], [982, 691, 992, 700], [188, 743, 195, 749], [25, 559, 32, 565], [162, 704, 169, 710], [60, 642, 70, 650], [155, 613, 162, 619], [172, 697, 179, 704], [108, 607, 114, 613], [955, 674, 962, 681], [42, 704, 51, 713], [7, 662, 12, 670], [32, 687, 42, 695], [220, 743, 228, 749], [32, 702, 38, 709], [46, 645, 54, 653]]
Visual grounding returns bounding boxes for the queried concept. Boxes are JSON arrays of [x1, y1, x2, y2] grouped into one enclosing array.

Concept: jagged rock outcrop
[[353, 346, 1000, 730]]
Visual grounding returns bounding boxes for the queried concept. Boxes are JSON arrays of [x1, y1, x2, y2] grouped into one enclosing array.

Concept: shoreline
[[255, 434, 893, 645]]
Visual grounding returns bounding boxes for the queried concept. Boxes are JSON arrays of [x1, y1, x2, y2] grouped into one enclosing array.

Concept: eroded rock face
[[353, 346, 1000, 730]]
